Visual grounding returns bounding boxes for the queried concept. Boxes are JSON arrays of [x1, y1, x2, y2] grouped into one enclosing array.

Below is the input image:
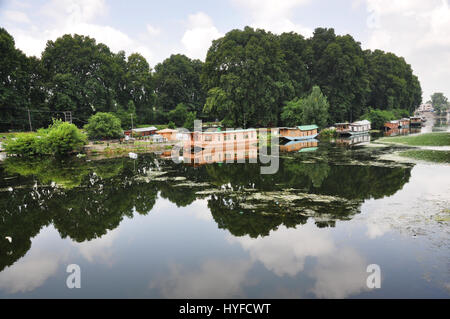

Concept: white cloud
[[3, 0, 157, 64], [181, 12, 223, 61], [146, 24, 161, 36], [364, 0, 450, 101], [232, 0, 313, 36], [2, 9, 31, 24]]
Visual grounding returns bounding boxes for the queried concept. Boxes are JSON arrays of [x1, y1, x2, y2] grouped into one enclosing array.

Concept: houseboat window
[[205, 135, 212, 142], [244, 134, 249, 139]]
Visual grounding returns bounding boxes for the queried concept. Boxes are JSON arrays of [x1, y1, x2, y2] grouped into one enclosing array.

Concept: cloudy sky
[[1, 0, 449, 101]]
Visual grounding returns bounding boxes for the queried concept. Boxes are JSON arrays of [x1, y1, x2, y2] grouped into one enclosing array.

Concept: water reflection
[[0, 146, 413, 277], [335, 134, 371, 146]]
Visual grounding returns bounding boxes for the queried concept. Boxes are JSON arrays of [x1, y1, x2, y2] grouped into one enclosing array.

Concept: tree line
[[1, 26, 422, 131]]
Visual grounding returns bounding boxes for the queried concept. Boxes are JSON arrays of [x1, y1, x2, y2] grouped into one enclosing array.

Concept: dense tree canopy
[[0, 26, 423, 132], [430, 92, 449, 114], [202, 27, 293, 127], [154, 54, 205, 117]]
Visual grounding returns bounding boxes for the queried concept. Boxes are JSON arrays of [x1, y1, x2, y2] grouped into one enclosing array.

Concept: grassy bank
[[398, 150, 450, 163], [377, 132, 450, 146]]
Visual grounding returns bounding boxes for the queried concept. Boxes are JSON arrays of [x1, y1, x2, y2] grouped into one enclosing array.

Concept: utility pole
[[27, 108, 33, 131], [130, 113, 134, 137]]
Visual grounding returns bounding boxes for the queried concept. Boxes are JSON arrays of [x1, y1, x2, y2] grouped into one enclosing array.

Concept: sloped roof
[[298, 125, 319, 131], [132, 126, 157, 132], [157, 128, 177, 133]]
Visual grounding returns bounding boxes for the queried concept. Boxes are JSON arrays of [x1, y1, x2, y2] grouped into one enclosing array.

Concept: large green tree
[[281, 86, 329, 128], [430, 92, 449, 114], [0, 28, 47, 131], [365, 49, 422, 113], [202, 27, 293, 127], [308, 28, 371, 123], [154, 54, 205, 117], [42, 34, 120, 123]]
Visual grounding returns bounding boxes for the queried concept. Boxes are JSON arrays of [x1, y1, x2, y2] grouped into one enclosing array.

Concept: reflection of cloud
[[361, 165, 450, 239], [0, 226, 69, 294], [230, 222, 370, 298], [229, 223, 334, 276], [150, 259, 252, 298], [310, 247, 369, 299], [72, 228, 120, 266], [0, 251, 64, 294]]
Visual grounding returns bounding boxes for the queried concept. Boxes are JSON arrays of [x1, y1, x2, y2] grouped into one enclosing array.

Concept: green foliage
[[377, 132, 450, 146], [4, 120, 86, 156], [168, 103, 188, 127], [431, 92, 449, 114], [398, 150, 450, 163], [154, 54, 206, 115], [319, 128, 337, 138], [366, 50, 422, 113], [202, 27, 293, 127], [281, 86, 329, 128], [183, 112, 196, 130], [167, 121, 176, 129], [84, 112, 123, 140], [360, 108, 410, 130]]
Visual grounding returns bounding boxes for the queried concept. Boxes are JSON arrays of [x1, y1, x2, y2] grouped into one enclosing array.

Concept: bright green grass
[[378, 132, 450, 146], [398, 150, 450, 163]]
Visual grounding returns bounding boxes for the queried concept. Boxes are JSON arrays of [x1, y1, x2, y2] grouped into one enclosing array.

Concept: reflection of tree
[[3, 158, 92, 189], [284, 161, 330, 188], [208, 194, 308, 238], [0, 186, 54, 272], [0, 151, 413, 270]]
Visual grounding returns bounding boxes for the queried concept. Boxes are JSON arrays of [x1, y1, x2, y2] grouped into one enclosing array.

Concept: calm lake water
[[0, 118, 449, 298]]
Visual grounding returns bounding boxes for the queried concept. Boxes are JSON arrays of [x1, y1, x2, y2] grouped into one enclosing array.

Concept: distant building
[[418, 103, 433, 112], [157, 128, 178, 141]]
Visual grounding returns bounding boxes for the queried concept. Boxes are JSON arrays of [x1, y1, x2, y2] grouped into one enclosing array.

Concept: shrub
[[84, 112, 123, 140], [3, 120, 87, 157], [167, 121, 176, 129]]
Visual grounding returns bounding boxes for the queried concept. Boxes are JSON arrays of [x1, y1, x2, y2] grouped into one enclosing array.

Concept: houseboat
[[410, 116, 422, 127], [335, 120, 371, 136], [384, 120, 400, 130], [279, 125, 319, 141], [399, 118, 410, 128], [183, 128, 258, 149]]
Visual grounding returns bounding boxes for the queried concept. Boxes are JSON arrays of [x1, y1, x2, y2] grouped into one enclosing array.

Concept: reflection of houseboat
[[384, 120, 400, 130], [183, 143, 258, 166], [280, 139, 319, 153], [279, 125, 318, 141], [335, 120, 371, 136], [336, 134, 371, 146], [410, 116, 422, 127], [384, 128, 410, 137], [399, 118, 410, 128]]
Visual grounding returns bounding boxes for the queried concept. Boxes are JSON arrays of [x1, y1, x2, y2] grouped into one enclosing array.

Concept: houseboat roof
[[192, 128, 257, 134], [157, 128, 178, 133], [335, 122, 350, 126], [279, 125, 318, 131], [131, 126, 158, 132], [352, 120, 371, 126], [298, 125, 319, 131]]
